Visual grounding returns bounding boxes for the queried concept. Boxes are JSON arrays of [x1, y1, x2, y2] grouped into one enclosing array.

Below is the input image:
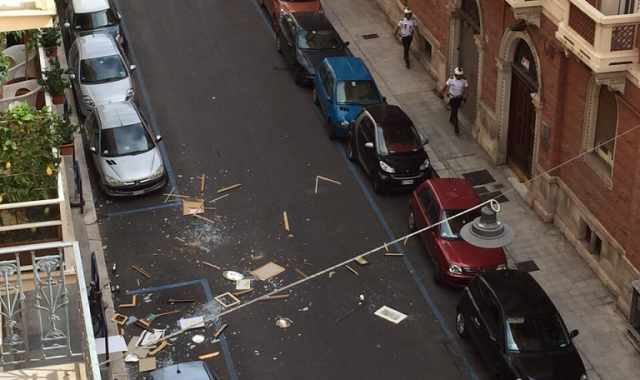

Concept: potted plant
[[55, 117, 78, 156], [39, 58, 70, 104], [37, 27, 61, 58]]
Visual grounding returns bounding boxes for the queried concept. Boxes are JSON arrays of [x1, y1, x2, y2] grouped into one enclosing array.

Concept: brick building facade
[[376, 0, 640, 315]]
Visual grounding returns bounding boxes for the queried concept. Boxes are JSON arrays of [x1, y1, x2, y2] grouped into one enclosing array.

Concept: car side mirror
[[129, 64, 137, 71], [569, 329, 579, 339], [364, 142, 374, 149], [156, 135, 163, 142], [89, 146, 96, 153], [63, 21, 71, 28]]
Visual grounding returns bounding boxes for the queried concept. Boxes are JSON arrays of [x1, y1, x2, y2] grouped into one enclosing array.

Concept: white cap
[[404, 8, 412, 14], [454, 67, 464, 76]]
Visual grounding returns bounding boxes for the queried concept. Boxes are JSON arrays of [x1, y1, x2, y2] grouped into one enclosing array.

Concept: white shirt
[[398, 18, 416, 37], [446, 77, 469, 97]]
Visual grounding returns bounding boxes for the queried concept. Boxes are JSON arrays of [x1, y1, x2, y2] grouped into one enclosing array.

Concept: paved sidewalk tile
[[322, 0, 640, 378]]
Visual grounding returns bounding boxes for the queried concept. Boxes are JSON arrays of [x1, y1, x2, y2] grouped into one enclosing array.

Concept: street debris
[[384, 252, 404, 257], [95, 335, 127, 355], [198, 351, 220, 360], [125, 353, 139, 363], [213, 323, 229, 339], [145, 310, 180, 323], [328, 271, 336, 278], [168, 298, 194, 304], [193, 213, 217, 224], [208, 193, 230, 204], [315, 175, 342, 194], [202, 261, 221, 270], [148, 341, 169, 356], [275, 317, 293, 329], [128, 335, 149, 358], [138, 357, 157, 372], [182, 199, 205, 215], [374, 306, 408, 324], [222, 271, 244, 281], [139, 329, 165, 347], [233, 289, 254, 297], [355, 256, 369, 265], [192, 334, 205, 344], [235, 278, 252, 290], [178, 316, 205, 330], [295, 268, 308, 278], [200, 174, 206, 194], [282, 211, 291, 232], [251, 262, 285, 281], [214, 292, 241, 308], [260, 294, 290, 301], [344, 264, 359, 277], [119, 295, 138, 308], [111, 313, 128, 326], [130, 265, 152, 279], [216, 183, 242, 194]]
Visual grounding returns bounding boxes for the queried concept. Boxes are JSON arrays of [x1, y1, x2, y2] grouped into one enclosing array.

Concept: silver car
[[68, 33, 134, 116], [84, 101, 166, 196]]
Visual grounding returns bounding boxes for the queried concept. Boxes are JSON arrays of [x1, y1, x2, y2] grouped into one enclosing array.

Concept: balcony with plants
[[0, 0, 56, 33]]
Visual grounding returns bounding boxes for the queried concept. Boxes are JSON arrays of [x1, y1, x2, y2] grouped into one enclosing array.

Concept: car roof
[[481, 270, 558, 318], [96, 102, 141, 129], [72, 0, 110, 14], [325, 57, 372, 81], [365, 104, 412, 130], [427, 178, 480, 210], [76, 33, 119, 59], [291, 11, 334, 31]]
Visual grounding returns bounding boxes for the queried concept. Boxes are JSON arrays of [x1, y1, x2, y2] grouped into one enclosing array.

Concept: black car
[[456, 270, 588, 380], [346, 104, 431, 193], [275, 11, 349, 84]]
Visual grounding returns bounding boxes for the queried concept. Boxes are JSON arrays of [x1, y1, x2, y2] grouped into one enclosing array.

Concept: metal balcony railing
[[556, 0, 640, 72], [0, 241, 99, 379]]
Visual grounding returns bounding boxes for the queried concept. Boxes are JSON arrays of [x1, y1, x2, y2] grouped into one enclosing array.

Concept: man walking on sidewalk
[[442, 67, 468, 135], [394, 8, 417, 68]]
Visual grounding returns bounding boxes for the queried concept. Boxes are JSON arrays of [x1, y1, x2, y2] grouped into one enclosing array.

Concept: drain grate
[[516, 260, 540, 273], [463, 169, 495, 187], [362, 33, 379, 40]]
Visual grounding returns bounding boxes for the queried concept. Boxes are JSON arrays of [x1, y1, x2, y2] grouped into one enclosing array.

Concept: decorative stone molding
[[507, 0, 543, 28]]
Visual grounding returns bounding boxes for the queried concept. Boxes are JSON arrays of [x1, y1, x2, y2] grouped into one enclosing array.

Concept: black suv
[[346, 104, 431, 193], [275, 11, 349, 85], [456, 270, 588, 380]]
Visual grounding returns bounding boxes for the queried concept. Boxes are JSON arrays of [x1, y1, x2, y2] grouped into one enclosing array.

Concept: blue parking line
[[340, 145, 480, 380], [103, 201, 180, 218], [126, 279, 239, 380]]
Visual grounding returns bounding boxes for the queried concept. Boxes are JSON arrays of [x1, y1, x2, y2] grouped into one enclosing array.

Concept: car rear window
[[506, 315, 570, 353], [440, 209, 481, 239], [80, 55, 127, 84], [297, 30, 341, 50], [377, 124, 421, 154], [75, 9, 118, 30], [101, 124, 153, 157], [336, 81, 380, 105]]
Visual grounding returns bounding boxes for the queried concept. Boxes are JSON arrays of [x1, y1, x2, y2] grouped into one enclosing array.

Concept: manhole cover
[[362, 33, 379, 40], [463, 169, 495, 187], [516, 260, 540, 273]]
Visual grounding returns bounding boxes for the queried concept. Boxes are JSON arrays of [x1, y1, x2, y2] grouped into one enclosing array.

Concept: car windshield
[[506, 315, 571, 353], [440, 209, 481, 239], [377, 125, 421, 155], [297, 30, 341, 49], [100, 124, 154, 157], [336, 81, 380, 105], [80, 55, 127, 84], [75, 9, 118, 30]]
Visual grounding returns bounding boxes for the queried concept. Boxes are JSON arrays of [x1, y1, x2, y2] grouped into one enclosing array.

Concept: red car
[[260, 0, 321, 22], [409, 178, 507, 287]]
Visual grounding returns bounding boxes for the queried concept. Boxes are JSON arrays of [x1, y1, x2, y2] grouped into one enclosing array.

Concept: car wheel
[[456, 311, 468, 338], [312, 89, 319, 105], [408, 210, 416, 231], [345, 137, 355, 162]]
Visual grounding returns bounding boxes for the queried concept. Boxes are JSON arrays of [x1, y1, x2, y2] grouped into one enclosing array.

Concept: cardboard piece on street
[[374, 306, 408, 324], [128, 336, 149, 358], [178, 316, 205, 330], [95, 335, 127, 355], [198, 351, 220, 360], [139, 329, 165, 347], [182, 199, 205, 216], [139, 357, 157, 372], [235, 278, 252, 290], [250, 262, 285, 281], [214, 292, 241, 308]]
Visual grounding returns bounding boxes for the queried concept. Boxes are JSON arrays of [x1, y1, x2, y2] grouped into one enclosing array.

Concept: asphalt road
[[91, 0, 492, 379]]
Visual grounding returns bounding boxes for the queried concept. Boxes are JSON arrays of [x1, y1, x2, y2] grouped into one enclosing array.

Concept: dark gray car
[[62, 0, 124, 47]]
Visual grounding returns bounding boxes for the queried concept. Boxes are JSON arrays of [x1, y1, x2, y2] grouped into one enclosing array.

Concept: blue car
[[313, 57, 384, 139]]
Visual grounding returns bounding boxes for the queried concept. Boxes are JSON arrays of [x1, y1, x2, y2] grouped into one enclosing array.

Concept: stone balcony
[[0, 0, 56, 32], [505, 0, 544, 27], [556, 0, 640, 73]]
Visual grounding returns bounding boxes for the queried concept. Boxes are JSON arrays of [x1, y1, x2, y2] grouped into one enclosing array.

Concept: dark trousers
[[402, 35, 413, 66], [449, 96, 463, 134]]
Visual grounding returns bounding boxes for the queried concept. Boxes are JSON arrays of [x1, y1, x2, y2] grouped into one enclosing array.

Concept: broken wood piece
[[148, 341, 169, 356], [283, 211, 290, 232], [317, 175, 342, 185], [119, 295, 138, 308], [168, 298, 194, 304], [403, 236, 410, 246], [344, 264, 359, 277], [295, 268, 308, 278], [200, 174, 206, 194], [135, 319, 151, 331], [111, 313, 128, 326], [192, 213, 216, 224], [384, 243, 389, 253], [208, 193, 230, 204], [130, 265, 151, 279], [232, 289, 254, 297], [263, 294, 289, 301], [216, 183, 242, 194], [162, 193, 191, 199], [214, 292, 241, 308], [354, 256, 369, 265], [213, 323, 229, 339], [250, 261, 285, 281], [384, 253, 404, 257], [198, 352, 220, 360], [183, 199, 205, 216], [201, 261, 221, 270]]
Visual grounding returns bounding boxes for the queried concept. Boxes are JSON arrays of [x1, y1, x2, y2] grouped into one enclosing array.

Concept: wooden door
[[457, 0, 480, 125], [506, 68, 535, 179]]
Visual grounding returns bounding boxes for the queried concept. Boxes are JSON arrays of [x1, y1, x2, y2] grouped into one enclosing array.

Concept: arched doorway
[[506, 39, 539, 179], [456, 0, 481, 126]]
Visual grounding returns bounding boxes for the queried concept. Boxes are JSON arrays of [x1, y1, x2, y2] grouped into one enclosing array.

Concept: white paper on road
[[178, 316, 205, 330], [374, 306, 408, 324], [95, 335, 127, 354]]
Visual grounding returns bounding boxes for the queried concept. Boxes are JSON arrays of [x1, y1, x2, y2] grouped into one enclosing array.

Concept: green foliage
[[37, 27, 61, 49], [0, 103, 72, 203], [38, 59, 70, 96], [0, 53, 11, 83]]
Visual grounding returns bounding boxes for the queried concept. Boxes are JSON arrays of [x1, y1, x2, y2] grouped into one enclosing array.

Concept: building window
[[593, 86, 618, 166], [581, 222, 603, 257]]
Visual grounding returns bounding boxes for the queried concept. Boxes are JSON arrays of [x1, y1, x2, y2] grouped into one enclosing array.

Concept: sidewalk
[[322, 0, 640, 379]]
